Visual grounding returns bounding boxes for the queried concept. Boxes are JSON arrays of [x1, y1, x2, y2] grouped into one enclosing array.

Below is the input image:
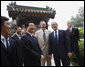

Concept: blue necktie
[[55, 31, 58, 45]]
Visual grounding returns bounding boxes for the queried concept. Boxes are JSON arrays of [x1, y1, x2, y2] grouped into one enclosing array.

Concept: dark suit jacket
[[49, 30, 71, 58], [11, 34, 23, 66], [1, 38, 18, 66], [66, 28, 79, 50], [21, 33, 42, 66]]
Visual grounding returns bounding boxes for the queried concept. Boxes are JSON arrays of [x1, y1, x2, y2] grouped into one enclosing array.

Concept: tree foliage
[[71, 7, 84, 28]]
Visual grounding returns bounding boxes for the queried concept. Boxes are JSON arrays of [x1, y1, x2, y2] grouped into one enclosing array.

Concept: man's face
[[1, 21, 11, 36], [67, 22, 72, 28], [51, 22, 58, 31], [40, 21, 46, 30], [27, 23, 35, 34], [17, 27, 22, 34], [21, 30, 26, 35]]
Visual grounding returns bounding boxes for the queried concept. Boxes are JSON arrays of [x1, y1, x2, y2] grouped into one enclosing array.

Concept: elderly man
[[49, 22, 72, 66], [66, 21, 83, 66], [35, 21, 51, 66]]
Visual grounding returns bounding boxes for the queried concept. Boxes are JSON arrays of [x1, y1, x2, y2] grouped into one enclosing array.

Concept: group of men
[[1, 16, 82, 66]]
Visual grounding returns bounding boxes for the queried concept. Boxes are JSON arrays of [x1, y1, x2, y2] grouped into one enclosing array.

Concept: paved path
[[45, 55, 72, 66]]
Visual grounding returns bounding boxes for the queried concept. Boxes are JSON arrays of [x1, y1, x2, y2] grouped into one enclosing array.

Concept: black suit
[[66, 28, 83, 65], [1, 38, 18, 66], [21, 33, 43, 66], [49, 30, 71, 66], [11, 34, 23, 66]]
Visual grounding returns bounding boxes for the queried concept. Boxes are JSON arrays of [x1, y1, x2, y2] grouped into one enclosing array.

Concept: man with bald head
[[48, 22, 72, 66], [21, 22, 44, 66], [35, 21, 51, 66]]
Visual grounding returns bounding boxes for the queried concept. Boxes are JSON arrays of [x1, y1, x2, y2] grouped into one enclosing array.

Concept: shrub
[[70, 41, 84, 66], [79, 27, 84, 39]]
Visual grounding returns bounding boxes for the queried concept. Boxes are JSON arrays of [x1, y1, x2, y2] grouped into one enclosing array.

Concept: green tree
[[71, 7, 84, 28], [79, 27, 84, 39]]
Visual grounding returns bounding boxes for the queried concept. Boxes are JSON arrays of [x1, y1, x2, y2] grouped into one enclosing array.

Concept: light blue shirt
[[1, 35, 10, 48]]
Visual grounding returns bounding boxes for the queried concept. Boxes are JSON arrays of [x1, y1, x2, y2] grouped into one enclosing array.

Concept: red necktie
[[69, 29, 71, 33]]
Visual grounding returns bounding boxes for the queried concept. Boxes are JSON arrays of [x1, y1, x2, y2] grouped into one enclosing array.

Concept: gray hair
[[51, 22, 58, 26]]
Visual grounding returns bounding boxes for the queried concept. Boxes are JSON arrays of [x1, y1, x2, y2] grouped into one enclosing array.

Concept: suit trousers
[[41, 52, 51, 66]]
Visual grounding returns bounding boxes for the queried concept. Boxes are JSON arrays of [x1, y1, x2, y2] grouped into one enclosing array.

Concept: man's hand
[[68, 52, 72, 58], [48, 54, 52, 59], [41, 55, 44, 61]]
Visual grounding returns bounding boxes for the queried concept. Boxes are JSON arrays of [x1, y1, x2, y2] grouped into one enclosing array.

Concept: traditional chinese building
[[7, 2, 56, 29]]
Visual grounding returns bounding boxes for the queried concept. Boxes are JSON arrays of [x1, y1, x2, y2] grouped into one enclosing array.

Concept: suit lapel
[[9, 39, 13, 48], [67, 29, 71, 35], [26, 33, 37, 49], [51, 32, 54, 39], [1, 42, 10, 53], [1, 42, 7, 51], [16, 35, 19, 40], [58, 30, 61, 44]]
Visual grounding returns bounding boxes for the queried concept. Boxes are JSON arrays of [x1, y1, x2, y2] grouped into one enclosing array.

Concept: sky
[[1, 1, 84, 30]]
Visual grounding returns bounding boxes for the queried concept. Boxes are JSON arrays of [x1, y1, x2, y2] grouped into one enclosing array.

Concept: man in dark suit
[[21, 22, 44, 66], [1, 16, 18, 66], [66, 21, 83, 66], [11, 26, 23, 66], [48, 22, 72, 66]]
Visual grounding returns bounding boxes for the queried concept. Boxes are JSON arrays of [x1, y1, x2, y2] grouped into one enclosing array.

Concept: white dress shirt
[[1, 35, 10, 48]]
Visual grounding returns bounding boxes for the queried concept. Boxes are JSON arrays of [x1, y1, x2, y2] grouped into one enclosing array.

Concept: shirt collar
[[15, 33, 20, 36], [69, 27, 72, 30], [68, 27, 72, 31], [53, 29, 58, 32], [1, 35, 9, 41], [41, 29, 46, 31], [27, 31, 33, 37]]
